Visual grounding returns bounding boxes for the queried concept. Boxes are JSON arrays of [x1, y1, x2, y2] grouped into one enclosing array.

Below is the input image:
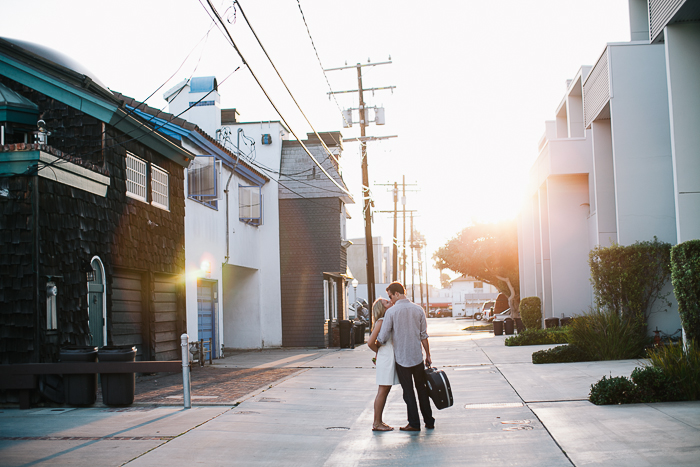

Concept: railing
[[583, 48, 610, 129]]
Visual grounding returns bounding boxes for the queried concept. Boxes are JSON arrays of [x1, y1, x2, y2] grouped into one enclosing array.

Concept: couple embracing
[[367, 281, 435, 432]]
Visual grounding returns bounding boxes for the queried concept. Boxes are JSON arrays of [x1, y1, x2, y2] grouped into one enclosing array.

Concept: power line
[[200, 0, 352, 198], [295, 0, 350, 132]]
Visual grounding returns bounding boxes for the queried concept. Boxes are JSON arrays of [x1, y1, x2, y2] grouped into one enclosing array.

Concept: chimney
[[163, 76, 221, 137]]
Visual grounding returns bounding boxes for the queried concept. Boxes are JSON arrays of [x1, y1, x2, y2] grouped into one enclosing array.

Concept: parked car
[[480, 300, 495, 321], [492, 308, 511, 322], [435, 308, 452, 318]]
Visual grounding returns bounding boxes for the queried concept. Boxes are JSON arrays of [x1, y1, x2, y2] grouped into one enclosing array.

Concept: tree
[[439, 272, 452, 289], [434, 220, 520, 316]]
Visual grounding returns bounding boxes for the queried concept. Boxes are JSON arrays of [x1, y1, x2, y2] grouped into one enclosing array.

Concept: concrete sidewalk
[[1, 321, 699, 466]]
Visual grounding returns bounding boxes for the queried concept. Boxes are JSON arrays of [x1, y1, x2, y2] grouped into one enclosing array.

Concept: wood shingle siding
[[0, 74, 187, 368]]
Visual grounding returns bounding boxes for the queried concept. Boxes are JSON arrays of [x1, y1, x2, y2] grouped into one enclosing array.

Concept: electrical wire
[[295, 0, 350, 135], [201, 0, 352, 197], [233, 0, 342, 166]]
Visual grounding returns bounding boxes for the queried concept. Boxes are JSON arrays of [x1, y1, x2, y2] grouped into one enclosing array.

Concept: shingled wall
[[279, 197, 346, 347], [0, 77, 186, 365]]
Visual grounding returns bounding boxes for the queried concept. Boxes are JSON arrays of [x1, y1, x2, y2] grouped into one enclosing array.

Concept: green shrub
[[519, 297, 542, 330], [647, 341, 700, 401], [589, 375, 638, 405], [670, 240, 700, 343], [589, 238, 672, 323], [505, 328, 568, 346], [568, 307, 648, 361], [631, 366, 681, 403], [532, 344, 588, 364]]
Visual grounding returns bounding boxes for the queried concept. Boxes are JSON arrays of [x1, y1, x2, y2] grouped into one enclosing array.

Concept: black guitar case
[[424, 365, 453, 409]]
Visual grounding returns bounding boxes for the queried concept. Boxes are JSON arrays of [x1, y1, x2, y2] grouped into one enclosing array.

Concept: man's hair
[[386, 281, 406, 296]]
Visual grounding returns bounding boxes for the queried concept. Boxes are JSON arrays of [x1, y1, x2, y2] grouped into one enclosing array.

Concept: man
[[376, 281, 435, 431]]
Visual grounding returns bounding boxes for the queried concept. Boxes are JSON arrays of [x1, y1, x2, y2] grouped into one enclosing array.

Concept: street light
[[352, 278, 359, 303]]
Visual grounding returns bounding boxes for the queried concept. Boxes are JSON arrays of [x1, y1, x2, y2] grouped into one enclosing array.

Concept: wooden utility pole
[[356, 65, 376, 310], [325, 60, 395, 313]]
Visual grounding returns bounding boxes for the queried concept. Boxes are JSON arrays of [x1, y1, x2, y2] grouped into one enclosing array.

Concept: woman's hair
[[372, 298, 387, 327]]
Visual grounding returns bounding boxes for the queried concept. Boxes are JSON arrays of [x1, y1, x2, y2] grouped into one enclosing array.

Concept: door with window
[[197, 280, 217, 358], [88, 257, 105, 347]]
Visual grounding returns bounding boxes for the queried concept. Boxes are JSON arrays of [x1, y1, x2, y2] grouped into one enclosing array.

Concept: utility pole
[[424, 246, 430, 313], [376, 178, 417, 285], [325, 60, 395, 313]]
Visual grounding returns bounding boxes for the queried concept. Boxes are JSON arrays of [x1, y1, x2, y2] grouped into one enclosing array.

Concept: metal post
[[181, 334, 191, 409]]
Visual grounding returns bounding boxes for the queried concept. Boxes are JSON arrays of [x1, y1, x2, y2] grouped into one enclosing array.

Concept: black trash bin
[[504, 318, 515, 335], [60, 346, 97, 406], [339, 320, 353, 348], [98, 346, 137, 406], [354, 322, 365, 345], [493, 320, 504, 336], [560, 317, 572, 327], [544, 317, 560, 329]]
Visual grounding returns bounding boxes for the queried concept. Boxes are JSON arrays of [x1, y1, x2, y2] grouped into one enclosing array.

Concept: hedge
[[670, 239, 700, 343], [519, 297, 542, 330]]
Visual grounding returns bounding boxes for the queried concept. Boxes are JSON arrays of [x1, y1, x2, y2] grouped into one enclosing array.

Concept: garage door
[[111, 269, 144, 360], [153, 274, 180, 361]]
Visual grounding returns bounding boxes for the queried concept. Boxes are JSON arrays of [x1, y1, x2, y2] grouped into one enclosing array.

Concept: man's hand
[[425, 355, 432, 367]]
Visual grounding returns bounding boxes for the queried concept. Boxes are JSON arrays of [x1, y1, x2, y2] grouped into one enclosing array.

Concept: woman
[[367, 298, 400, 431]]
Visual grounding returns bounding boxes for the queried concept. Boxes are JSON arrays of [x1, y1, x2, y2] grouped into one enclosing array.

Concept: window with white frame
[[151, 164, 169, 210], [239, 185, 262, 225], [188, 156, 221, 208], [126, 152, 147, 202]]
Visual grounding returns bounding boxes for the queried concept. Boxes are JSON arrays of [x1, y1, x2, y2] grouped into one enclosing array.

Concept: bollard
[[181, 333, 191, 409]]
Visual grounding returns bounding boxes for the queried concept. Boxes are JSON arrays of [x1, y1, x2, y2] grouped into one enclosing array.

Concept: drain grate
[[501, 419, 531, 424], [258, 397, 282, 403], [464, 402, 523, 409], [234, 411, 260, 415], [326, 427, 350, 431]]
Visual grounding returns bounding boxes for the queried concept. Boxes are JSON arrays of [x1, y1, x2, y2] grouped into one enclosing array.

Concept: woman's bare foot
[[372, 424, 394, 431]]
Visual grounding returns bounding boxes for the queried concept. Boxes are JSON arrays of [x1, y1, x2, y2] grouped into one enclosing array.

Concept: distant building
[[448, 276, 499, 317]]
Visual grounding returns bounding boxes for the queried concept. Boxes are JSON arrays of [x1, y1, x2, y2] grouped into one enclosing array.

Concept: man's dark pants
[[396, 362, 435, 429]]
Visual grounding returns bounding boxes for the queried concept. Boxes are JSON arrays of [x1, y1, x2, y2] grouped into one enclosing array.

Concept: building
[[519, 0, 699, 334], [448, 276, 499, 317], [158, 77, 286, 351], [278, 132, 354, 347], [0, 38, 193, 367]]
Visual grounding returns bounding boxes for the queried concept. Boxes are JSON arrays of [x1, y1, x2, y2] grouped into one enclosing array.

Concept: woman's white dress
[[375, 319, 400, 386]]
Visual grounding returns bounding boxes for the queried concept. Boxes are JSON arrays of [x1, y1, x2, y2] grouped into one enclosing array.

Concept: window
[[239, 185, 262, 225], [126, 152, 147, 202], [151, 164, 169, 210], [474, 281, 483, 290], [188, 156, 221, 208]]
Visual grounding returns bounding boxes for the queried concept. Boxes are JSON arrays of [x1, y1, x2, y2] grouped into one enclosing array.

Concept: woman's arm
[[367, 319, 383, 352]]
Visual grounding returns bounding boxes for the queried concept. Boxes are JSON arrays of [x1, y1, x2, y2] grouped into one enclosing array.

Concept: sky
[[3, 0, 631, 287]]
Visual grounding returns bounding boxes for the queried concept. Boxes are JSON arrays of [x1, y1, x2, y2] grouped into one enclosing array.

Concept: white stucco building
[[519, 0, 699, 335], [448, 276, 499, 317], [131, 76, 288, 353]]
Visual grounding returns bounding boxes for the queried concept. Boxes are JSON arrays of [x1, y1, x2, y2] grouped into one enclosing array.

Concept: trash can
[[98, 346, 137, 406], [354, 322, 365, 345], [544, 317, 560, 329], [504, 318, 515, 335], [514, 318, 525, 334], [493, 320, 504, 336], [59, 346, 97, 406], [339, 320, 353, 348], [560, 317, 572, 327]]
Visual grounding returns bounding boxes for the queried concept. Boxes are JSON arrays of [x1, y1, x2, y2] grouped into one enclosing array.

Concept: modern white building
[[519, 0, 698, 335]]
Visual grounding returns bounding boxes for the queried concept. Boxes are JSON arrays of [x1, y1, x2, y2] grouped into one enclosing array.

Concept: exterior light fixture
[[201, 261, 211, 278], [352, 278, 359, 290], [81, 260, 96, 282]]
